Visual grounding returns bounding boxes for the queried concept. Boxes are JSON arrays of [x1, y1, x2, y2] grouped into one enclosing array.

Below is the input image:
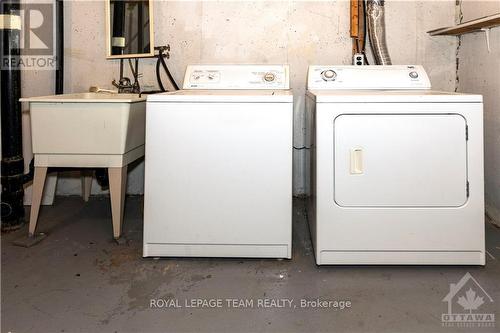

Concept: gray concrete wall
[[21, 0, 457, 196], [457, 0, 500, 225]]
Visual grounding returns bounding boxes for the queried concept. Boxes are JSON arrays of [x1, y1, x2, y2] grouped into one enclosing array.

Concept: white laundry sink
[[21, 92, 147, 240], [20, 93, 146, 156]]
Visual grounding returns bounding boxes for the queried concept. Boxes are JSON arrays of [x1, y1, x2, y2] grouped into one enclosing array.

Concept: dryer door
[[334, 114, 468, 207]]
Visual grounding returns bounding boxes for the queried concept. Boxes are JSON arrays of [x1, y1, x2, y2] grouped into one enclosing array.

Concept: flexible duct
[[366, 0, 392, 65]]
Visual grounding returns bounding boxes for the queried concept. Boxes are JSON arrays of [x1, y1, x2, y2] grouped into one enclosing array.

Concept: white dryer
[[144, 65, 293, 258], [306, 65, 484, 265]]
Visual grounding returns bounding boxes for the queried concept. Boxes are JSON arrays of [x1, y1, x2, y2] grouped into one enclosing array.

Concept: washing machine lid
[[307, 90, 483, 103], [147, 89, 293, 103]]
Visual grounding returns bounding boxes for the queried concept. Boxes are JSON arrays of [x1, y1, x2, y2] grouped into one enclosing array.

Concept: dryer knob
[[409, 71, 419, 79], [322, 70, 337, 81], [264, 72, 276, 82]]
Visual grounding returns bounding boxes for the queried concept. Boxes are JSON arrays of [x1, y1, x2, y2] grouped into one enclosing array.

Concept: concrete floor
[[2, 196, 499, 333]]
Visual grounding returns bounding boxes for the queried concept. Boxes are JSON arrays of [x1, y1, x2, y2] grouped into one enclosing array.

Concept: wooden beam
[[350, 0, 359, 38], [358, 0, 365, 53], [351, 0, 360, 54]]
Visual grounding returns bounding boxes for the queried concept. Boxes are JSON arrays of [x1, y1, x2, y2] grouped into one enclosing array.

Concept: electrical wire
[[362, 0, 370, 65]]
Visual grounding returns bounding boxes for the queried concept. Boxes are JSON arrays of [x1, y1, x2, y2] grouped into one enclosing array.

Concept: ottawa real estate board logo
[[442, 272, 495, 328], [1, 1, 56, 70]]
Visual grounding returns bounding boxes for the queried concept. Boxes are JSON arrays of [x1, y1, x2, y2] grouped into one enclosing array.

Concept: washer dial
[[321, 69, 337, 81]]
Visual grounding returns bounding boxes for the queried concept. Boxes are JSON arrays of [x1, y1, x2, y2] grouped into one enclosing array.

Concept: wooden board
[[350, 0, 359, 38], [428, 13, 500, 36]]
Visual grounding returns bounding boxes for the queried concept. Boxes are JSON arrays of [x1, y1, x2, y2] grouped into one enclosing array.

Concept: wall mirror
[[105, 0, 154, 59]]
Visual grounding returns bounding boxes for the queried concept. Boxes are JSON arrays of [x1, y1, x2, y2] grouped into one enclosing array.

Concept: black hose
[[155, 56, 166, 92], [159, 50, 179, 90], [155, 46, 179, 91]]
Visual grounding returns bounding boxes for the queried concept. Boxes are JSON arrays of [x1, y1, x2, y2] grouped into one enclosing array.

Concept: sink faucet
[[112, 59, 141, 94], [112, 77, 135, 93]]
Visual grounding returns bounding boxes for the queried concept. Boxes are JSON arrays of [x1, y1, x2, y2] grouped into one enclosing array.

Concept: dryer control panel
[[307, 65, 431, 90], [183, 65, 290, 90]]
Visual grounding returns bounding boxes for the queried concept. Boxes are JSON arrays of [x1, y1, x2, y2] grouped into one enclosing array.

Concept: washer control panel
[[307, 65, 431, 90], [183, 65, 290, 89]]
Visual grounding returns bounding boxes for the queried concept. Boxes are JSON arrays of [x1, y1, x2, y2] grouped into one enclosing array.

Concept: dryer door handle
[[350, 148, 364, 174]]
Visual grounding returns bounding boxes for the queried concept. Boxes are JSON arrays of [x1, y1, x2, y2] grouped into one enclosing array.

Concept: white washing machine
[[306, 65, 485, 265], [144, 65, 293, 258]]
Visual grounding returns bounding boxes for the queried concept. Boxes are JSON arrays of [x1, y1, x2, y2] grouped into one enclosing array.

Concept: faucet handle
[[112, 79, 120, 89]]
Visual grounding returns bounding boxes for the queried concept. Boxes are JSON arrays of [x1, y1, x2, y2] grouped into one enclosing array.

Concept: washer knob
[[409, 71, 419, 79], [322, 69, 337, 81], [264, 72, 276, 82]]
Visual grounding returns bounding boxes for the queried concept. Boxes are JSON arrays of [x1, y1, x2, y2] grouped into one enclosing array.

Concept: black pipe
[[1, 1, 25, 230], [95, 169, 109, 190], [56, 0, 64, 94]]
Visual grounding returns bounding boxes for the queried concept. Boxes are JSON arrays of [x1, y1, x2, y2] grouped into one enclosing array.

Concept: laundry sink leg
[[29, 167, 48, 237], [81, 169, 93, 202], [108, 166, 127, 239]]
